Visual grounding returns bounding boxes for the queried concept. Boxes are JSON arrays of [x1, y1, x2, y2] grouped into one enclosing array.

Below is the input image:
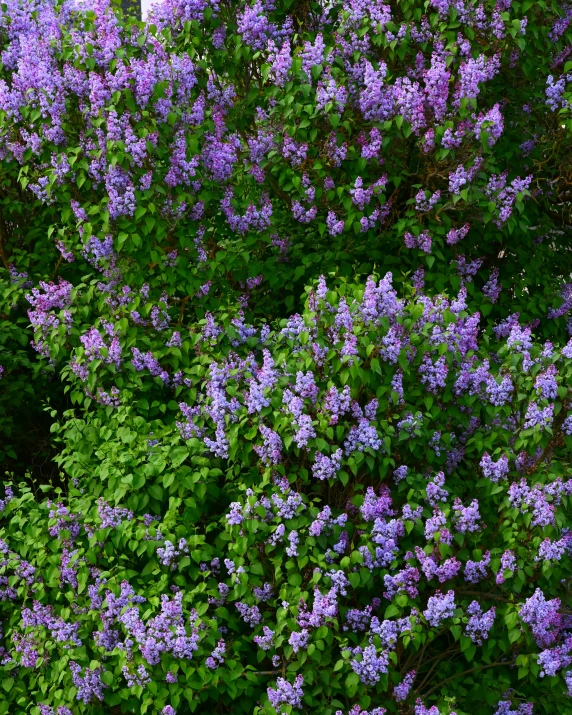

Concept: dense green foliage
[[0, 0, 572, 714]]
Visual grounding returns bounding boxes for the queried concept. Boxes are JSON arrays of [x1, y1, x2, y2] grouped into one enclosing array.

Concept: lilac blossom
[[267, 675, 304, 709], [395, 670, 416, 701], [423, 590, 456, 627], [480, 453, 509, 482], [464, 552, 491, 584], [465, 601, 495, 644], [453, 498, 482, 533], [350, 644, 389, 685], [312, 449, 343, 480], [254, 626, 275, 651], [519, 589, 562, 647]]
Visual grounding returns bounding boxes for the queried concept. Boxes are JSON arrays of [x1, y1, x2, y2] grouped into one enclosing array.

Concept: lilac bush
[[0, 0, 572, 714], [0, 274, 571, 714]]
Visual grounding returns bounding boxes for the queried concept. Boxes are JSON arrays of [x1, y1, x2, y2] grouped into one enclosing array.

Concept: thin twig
[[177, 295, 191, 325], [52, 254, 63, 280], [415, 644, 459, 694], [455, 590, 514, 603], [0, 209, 10, 270], [422, 660, 516, 698]]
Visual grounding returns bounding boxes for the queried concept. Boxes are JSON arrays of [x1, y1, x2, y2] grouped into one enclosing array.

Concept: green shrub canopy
[[0, 1, 571, 714]]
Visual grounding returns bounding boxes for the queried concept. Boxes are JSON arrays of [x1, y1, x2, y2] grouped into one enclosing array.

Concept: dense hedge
[[1, 0, 572, 714], [3, 276, 572, 714], [1, 0, 572, 464]]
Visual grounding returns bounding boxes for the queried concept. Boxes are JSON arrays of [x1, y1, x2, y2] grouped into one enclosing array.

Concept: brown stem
[[265, 172, 293, 208], [414, 644, 459, 694], [407, 640, 429, 677], [0, 209, 10, 270], [52, 255, 64, 281], [456, 590, 514, 603], [177, 295, 191, 325], [421, 660, 516, 698], [524, 398, 571, 474]]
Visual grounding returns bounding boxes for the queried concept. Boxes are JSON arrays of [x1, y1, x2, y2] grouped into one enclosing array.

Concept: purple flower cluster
[[423, 590, 456, 627], [69, 662, 107, 704], [480, 453, 509, 482], [465, 601, 496, 644], [519, 589, 562, 647], [267, 674, 304, 709], [350, 643, 389, 685]]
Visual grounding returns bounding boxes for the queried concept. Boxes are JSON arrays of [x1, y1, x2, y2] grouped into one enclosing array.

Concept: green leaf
[[171, 446, 189, 467], [101, 671, 114, 686], [148, 484, 163, 500]]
